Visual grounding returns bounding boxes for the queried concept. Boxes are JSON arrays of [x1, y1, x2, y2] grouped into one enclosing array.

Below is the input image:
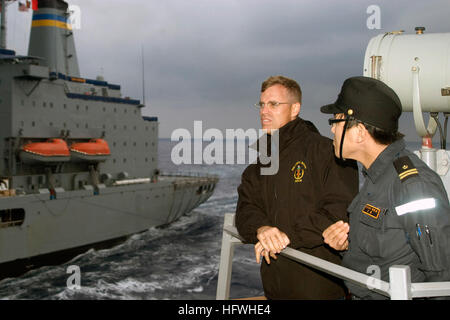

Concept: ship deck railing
[[159, 171, 219, 179], [216, 213, 450, 300]]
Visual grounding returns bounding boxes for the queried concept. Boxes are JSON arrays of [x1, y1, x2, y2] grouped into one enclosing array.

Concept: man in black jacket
[[235, 75, 359, 299]]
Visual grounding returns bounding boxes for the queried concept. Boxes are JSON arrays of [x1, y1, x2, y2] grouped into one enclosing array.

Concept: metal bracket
[[436, 149, 450, 176], [411, 66, 438, 138], [442, 87, 450, 96], [370, 55, 382, 79]]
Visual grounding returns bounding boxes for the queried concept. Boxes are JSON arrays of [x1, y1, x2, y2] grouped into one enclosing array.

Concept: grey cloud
[[75, 0, 450, 139]]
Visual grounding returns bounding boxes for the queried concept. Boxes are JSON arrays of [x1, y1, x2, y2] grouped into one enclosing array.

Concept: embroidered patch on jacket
[[291, 161, 307, 183], [393, 156, 419, 182], [362, 204, 381, 219]]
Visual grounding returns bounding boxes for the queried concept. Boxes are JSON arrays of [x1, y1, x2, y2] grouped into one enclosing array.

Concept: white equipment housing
[[363, 28, 450, 192]]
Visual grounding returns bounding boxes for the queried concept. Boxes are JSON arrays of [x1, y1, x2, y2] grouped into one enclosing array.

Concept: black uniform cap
[[321, 76, 402, 133]]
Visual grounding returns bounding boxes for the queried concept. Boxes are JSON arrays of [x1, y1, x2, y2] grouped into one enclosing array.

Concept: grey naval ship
[[0, 0, 218, 279]]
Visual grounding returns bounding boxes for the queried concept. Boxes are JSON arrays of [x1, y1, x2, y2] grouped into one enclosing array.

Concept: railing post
[[216, 213, 242, 300], [389, 265, 412, 300]]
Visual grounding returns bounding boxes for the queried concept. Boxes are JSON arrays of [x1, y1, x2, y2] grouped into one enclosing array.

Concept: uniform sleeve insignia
[[393, 156, 418, 182], [362, 204, 381, 219]]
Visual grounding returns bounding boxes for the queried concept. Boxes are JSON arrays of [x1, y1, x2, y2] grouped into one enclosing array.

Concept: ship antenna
[[0, 0, 7, 49], [141, 44, 146, 106]]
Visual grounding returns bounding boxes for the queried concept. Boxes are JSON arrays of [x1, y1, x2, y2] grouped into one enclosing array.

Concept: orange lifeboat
[[70, 139, 111, 162], [20, 139, 70, 163]]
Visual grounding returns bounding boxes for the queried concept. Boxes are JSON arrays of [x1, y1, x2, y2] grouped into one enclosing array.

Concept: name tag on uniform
[[362, 204, 381, 219]]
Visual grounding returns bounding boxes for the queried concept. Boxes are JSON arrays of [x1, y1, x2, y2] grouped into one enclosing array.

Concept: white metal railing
[[216, 213, 450, 300]]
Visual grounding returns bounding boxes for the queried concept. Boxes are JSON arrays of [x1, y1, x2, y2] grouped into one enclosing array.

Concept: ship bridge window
[[0, 208, 25, 228]]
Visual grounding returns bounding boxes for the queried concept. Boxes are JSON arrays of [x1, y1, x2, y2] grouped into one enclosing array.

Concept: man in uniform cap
[[321, 76, 450, 299]]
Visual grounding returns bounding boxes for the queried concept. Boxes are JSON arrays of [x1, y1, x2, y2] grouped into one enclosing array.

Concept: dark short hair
[[347, 118, 404, 145], [261, 75, 302, 103]]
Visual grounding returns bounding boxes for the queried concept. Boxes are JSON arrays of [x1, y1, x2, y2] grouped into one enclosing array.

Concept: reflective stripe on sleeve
[[395, 198, 436, 216]]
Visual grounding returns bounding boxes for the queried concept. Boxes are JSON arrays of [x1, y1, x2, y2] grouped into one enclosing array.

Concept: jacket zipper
[[274, 185, 278, 225]]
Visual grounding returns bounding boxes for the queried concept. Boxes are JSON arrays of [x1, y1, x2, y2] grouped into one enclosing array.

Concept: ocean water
[[0, 139, 263, 300]]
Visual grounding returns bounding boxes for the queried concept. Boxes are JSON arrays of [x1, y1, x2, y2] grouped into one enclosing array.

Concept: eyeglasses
[[254, 101, 291, 110], [328, 118, 347, 126]]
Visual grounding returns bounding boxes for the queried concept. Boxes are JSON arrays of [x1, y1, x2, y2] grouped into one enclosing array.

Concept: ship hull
[[0, 175, 217, 279]]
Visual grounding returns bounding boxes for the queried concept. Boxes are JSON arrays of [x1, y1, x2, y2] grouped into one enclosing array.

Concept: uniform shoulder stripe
[[393, 156, 419, 182]]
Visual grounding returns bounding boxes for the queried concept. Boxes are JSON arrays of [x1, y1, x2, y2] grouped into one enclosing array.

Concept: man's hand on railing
[[256, 226, 290, 253], [255, 226, 290, 264], [322, 220, 350, 251], [255, 241, 278, 264]]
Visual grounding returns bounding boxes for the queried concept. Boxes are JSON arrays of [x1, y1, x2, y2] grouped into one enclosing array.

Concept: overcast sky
[[5, 0, 450, 141]]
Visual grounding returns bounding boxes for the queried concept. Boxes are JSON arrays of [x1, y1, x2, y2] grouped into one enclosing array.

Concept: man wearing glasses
[[321, 76, 450, 299], [235, 75, 359, 299]]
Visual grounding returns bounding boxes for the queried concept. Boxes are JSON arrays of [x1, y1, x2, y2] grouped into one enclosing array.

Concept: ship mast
[[0, 0, 7, 49], [141, 44, 146, 106]]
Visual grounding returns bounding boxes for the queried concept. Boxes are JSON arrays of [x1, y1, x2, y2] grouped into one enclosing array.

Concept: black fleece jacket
[[236, 117, 358, 299]]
